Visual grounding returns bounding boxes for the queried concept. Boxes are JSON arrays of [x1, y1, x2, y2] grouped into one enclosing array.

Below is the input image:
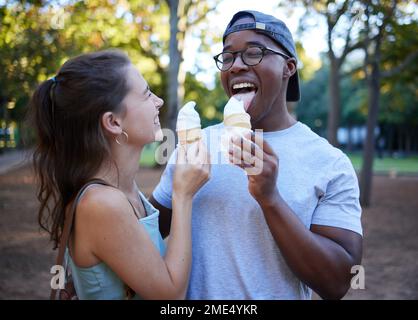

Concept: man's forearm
[[258, 190, 356, 299], [149, 195, 172, 238]]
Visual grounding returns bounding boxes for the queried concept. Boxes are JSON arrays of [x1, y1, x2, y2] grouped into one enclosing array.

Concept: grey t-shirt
[[153, 121, 362, 299]]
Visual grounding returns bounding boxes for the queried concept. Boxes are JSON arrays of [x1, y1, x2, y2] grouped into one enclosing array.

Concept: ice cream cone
[[177, 127, 202, 145], [223, 96, 252, 133], [176, 101, 202, 146], [224, 113, 251, 130]]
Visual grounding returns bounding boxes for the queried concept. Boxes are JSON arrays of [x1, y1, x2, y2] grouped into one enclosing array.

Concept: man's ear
[[101, 111, 122, 136], [284, 58, 297, 78]]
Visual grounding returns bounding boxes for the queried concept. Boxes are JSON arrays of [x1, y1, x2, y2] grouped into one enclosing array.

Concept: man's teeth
[[232, 83, 255, 90]]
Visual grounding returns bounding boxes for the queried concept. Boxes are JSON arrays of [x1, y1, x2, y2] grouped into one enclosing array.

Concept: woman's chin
[[154, 128, 164, 142]]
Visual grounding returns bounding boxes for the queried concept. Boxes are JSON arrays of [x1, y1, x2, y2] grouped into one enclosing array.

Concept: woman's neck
[[95, 146, 143, 195]]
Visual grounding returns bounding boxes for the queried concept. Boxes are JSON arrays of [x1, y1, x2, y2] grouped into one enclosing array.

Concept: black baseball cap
[[223, 10, 300, 102]]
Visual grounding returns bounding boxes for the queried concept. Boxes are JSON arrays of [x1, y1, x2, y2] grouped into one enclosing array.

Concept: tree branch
[[382, 50, 418, 78], [333, 0, 350, 28], [340, 64, 364, 79], [185, 2, 218, 30]]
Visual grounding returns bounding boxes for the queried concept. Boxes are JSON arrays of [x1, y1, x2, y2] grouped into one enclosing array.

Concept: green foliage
[[296, 64, 329, 135], [0, 0, 219, 150], [379, 20, 418, 126], [295, 41, 322, 82], [0, 2, 65, 120], [184, 72, 226, 128], [296, 58, 367, 135]]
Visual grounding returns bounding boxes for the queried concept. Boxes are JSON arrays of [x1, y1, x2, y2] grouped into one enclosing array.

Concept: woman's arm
[[75, 187, 190, 299], [74, 142, 209, 299]]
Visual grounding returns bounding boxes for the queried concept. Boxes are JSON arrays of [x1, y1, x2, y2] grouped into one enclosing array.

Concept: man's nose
[[229, 54, 249, 73]]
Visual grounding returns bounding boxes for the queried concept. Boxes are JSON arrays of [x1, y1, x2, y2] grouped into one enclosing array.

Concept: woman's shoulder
[[76, 184, 131, 219]]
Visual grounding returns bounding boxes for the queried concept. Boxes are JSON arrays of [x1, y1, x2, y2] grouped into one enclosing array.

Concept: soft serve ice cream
[[221, 92, 255, 160], [223, 96, 251, 131], [176, 101, 202, 145]]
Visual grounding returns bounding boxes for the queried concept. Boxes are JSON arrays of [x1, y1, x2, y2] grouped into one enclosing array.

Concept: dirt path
[[1, 165, 417, 299]]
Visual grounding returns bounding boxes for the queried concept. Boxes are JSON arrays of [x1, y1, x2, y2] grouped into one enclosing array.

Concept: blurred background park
[[0, 0, 417, 299]]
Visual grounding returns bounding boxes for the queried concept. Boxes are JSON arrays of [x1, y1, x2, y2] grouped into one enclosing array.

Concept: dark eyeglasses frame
[[213, 46, 291, 72]]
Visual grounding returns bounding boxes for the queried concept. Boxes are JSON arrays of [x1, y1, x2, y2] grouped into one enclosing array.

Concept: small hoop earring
[[115, 131, 129, 145]]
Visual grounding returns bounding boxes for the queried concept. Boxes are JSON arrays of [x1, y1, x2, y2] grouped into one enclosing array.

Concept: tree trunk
[[167, 0, 181, 135], [405, 125, 411, 156], [327, 57, 341, 147], [397, 124, 403, 153], [388, 124, 394, 155], [360, 37, 382, 207], [347, 123, 353, 152], [0, 103, 4, 153]]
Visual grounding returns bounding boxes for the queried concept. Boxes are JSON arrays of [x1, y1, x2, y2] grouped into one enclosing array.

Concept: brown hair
[[28, 49, 131, 248]]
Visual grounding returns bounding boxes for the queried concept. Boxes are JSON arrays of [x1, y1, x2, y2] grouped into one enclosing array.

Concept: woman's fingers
[[198, 139, 210, 164], [176, 143, 186, 164], [181, 139, 210, 166]]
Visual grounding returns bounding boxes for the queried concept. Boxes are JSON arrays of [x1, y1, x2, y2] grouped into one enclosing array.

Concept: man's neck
[[253, 108, 297, 132]]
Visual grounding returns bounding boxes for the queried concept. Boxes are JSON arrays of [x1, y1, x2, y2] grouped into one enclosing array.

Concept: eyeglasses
[[213, 46, 291, 72]]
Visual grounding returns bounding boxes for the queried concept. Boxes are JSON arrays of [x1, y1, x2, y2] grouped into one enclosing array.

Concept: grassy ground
[[140, 144, 418, 175], [2, 165, 418, 299], [347, 153, 418, 174]]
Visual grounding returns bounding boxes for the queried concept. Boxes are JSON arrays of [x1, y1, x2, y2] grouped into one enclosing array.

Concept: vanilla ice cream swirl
[[176, 101, 201, 131]]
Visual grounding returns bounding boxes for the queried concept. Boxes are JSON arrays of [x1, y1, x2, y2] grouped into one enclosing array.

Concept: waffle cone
[[177, 127, 202, 145], [224, 113, 251, 130]]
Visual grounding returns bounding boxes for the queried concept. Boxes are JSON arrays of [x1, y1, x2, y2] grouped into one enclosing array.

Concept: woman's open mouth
[[154, 114, 160, 125]]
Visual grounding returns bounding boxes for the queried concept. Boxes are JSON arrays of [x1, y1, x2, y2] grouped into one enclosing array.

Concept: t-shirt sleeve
[[151, 148, 177, 210], [311, 154, 363, 236]]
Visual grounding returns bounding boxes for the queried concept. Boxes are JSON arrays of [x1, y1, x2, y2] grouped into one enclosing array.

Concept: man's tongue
[[233, 91, 255, 111]]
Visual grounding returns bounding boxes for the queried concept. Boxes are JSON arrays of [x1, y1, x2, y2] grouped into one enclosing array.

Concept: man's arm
[[259, 192, 362, 300], [230, 133, 363, 299], [149, 194, 172, 239]]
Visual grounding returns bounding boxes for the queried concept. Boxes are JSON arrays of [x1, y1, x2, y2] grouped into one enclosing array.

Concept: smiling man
[[150, 10, 363, 300]]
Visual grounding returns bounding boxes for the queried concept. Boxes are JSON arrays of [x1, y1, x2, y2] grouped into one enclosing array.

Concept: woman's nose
[[154, 95, 164, 109]]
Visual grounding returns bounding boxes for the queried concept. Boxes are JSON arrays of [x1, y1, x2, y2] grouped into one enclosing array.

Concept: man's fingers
[[250, 131, 275, 156], [228, 143, 257, 166], [231, 135, 263, 160]]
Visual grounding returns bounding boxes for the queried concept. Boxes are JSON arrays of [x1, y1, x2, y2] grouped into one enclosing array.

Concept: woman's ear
[[101, 111, 122, 136], [284, 58, 297, 78]]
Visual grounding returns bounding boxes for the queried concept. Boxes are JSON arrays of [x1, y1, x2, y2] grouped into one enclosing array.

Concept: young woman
[[29, 49, 210, 299]]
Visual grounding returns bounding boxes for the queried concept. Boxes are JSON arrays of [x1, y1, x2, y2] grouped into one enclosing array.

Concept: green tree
[[297, 57, 366, 141], [0, 1, 66, 148], [184, 72, 226, 128], [359, 0, 418, 206], [165, 0, 219, 134], [0, 0, 221, 150], [297, 0, 365, 147]]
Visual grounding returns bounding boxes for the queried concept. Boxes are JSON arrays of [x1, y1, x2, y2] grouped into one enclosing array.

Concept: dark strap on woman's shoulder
[[57, 179, 113, 264], [51, 179, 114, 299]]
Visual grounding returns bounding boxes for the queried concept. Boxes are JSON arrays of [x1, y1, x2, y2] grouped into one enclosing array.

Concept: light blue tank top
[[65, 188, 166, 300]]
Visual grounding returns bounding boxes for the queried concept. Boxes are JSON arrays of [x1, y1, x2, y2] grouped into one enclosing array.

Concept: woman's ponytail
[[29, 78, 62, 245], [28, 50, 131, 248]]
